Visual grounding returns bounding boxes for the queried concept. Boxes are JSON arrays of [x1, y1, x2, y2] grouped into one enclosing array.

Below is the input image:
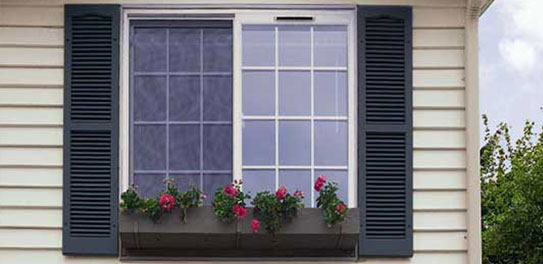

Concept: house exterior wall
[[0, 0, 477, 263]]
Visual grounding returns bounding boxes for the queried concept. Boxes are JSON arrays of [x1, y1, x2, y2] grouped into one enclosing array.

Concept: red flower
[[314, 175, 327, 192], [251, 219, 260, 233], [233, 204, 246, 220], [159, 193, 175, 211], [336, 203, 346, 213], [224, 185, 238, 198], [293, 190, 304, 199], [275, 186, 287, 200]]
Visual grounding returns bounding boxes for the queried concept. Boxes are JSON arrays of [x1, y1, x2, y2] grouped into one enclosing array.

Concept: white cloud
[[498, 39, 537, 73]]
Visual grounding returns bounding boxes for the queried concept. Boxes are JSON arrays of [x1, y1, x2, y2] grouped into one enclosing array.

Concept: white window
[[121, 9, 357, 207]]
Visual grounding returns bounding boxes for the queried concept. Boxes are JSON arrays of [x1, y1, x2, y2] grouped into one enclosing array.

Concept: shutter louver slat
[[63, 4, 120, 256], [358, 6, 413, 257]]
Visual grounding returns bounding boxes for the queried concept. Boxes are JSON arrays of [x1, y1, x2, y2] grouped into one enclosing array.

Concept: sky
[[480, 0, 543, 142]]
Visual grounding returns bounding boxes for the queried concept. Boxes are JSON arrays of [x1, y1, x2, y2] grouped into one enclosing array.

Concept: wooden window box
[[120, 207, 359, 258]]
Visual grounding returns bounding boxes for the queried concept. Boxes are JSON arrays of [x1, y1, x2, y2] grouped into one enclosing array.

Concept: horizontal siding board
[[359, 252, 467, 264], [414, 211, 467, 230], [413, 109, 465, 129], [0, 147, 62, 166], [413, 29, 464, 48], [0, 88, 63, 107], [0, 250, 117, 264], [0, 127, 62, 146], [414, 170, 466, 190], [414, 150, 466, 169], [414, 191, 466, 210], [413, 90, 465, 108], [413, 49, 464, 68], [413, 8, 465, 28], [0, 188, 61, 207], [0, 208, 62, 228], [413, 130, 465, 148], [414, 69, 464, 88], [0, 107, 63, 125], [0, 6, 64, 27], [0, 27, 63, 46], [0, 168, 62, 187], [0, 68, 63, 86], [0, 48, 63, 67], [0, 229, 61, 248], [414, 231, 467, 251]]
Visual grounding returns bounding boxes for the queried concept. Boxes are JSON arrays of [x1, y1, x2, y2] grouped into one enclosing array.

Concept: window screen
[[130, 21, 233, 204]]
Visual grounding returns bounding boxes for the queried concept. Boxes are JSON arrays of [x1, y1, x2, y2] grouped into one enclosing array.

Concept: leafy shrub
[[251, 186, 304, 234]]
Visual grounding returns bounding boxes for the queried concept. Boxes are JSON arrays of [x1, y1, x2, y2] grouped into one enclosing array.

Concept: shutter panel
[[357, 6, 413, 257], [63, 4, 120, 256]]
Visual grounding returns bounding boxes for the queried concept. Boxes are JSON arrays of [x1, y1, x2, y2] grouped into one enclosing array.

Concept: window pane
[[314, 170, 348, 203], [134, 76, 167, 122], [203, 76, 232, 121], [169, 76, 200, 121], [279, 170, 311, 207], [134, 173, 165, 198], [133, 28, 167, 72], [242, 121, 275, 165], [203, 124, 232, 170], [314, 121, 348, 166], [134, 125, 166, 170], [278, 71, 311, 116], [169, 125, 200, 170], [314, 71, 347, 116], [169, 28, 200, 72], [203, 28, 232, 72], [242, 25, 275, 66], [279, 121, 310, 165], [242, 70, 275, 116], [278, 26, 310, 66], [243, 170, 275, 199], [170, 173, 201, 192], [314, 26, 347, 67], [203, 173, 231, 205]]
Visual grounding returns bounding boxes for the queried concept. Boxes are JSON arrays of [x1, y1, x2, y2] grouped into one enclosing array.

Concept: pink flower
[[336, 203, 346, 213], [293, 190, 305, 199], [275, 186, 287, 200], [159, 193, 175, 211], [233, 204, 247, 220], [314, 175, 327, 192], [224, 185, 238, 198], [251, 219, 260, 233]]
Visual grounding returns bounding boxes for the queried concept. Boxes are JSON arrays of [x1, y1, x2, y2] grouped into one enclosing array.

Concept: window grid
[[241, 25, 348, 207]]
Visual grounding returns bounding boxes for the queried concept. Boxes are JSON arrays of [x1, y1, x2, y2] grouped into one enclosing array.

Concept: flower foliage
[[119, 179, 205, 223], [315, 175, 348, 226], [212, 180, 250, 223], [251, 186, 305, 234]]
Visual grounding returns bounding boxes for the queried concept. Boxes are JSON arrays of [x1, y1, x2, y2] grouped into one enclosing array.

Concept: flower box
[[120, 207, 359, 258]]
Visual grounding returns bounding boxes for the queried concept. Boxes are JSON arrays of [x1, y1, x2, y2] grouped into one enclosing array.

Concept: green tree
[[481, 115, 543, 264]]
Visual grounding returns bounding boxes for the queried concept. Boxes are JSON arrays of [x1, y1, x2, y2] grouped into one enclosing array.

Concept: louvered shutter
[[63, 4, 120, 256], [357, 6, 413, 257]]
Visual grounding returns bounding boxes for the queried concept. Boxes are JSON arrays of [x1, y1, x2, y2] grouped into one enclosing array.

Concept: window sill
[[120, 207, 359, 258]]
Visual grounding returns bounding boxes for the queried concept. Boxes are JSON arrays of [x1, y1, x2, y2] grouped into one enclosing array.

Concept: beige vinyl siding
[[0, 1, 471, 263]]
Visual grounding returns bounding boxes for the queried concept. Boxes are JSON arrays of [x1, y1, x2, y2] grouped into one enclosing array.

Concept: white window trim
[[119, 7, 357, 207]]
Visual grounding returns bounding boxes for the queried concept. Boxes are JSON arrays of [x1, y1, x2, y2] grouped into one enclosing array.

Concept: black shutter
[[357, 6, 413, 257], [63, 4, 120, 256]]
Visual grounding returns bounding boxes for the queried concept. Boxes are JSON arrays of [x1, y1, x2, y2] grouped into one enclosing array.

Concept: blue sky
[[480, 0, 543, 142]]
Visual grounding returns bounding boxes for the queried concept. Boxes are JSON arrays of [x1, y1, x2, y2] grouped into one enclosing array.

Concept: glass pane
[[170, 173, 201, 192], [279, 121, 310, 165], [169, 124, 200, 170], [242, 26, 275, 66], [243, 170, 275, 200], [133, 28, 167, 72], [314, 26, 347, 67], [203, 124, 232, 170], [134, 173, 165, 198], [203, 173, 231, 205], [134, 125, 166, 170], [203, 28, 232, 72], [278, 26, 310, 66], [314, 170, 348, 203], [279, 170, 311, 207], [278, 71, 310, 116], [169, 76, 200, 121], [242, 121, 275, 165], [242, 70, 275, 116], [203, 76, 232, 121], [169, 28, 201, 73], [314, 71, 347, 116], [314, 121, 348, 166], [134, 76, 167, 122]]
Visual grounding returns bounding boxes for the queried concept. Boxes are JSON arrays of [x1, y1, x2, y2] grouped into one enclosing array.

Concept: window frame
[[120, 7, 357, 207]]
